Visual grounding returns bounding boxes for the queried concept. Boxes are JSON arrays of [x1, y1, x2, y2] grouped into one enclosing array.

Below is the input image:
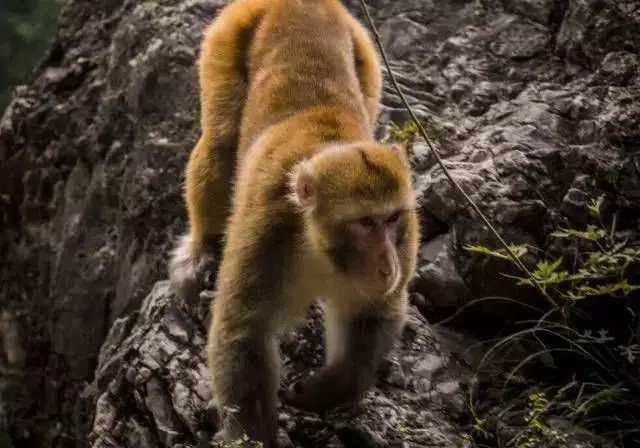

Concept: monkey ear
[[389, 143, 407, 156], [288, 161, 317, 209]]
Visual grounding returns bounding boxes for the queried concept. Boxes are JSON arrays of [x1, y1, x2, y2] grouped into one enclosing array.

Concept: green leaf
[[565, 279, 640, 300], [587, 195, 604, 217], [463, 243, 528, 261], [551, 226, 607, 241]]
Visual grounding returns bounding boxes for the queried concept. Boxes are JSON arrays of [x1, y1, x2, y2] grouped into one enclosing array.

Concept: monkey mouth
[[351, 274, 400, 299], [383, 270, 402, 297], [346, 276, 378, 299]]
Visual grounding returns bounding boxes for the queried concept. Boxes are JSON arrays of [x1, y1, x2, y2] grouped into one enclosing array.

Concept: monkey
[[168, 0, 383, 303], [167, 0, 420, 446]]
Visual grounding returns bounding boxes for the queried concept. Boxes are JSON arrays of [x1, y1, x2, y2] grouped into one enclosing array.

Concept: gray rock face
[[0, 0, 638, 446], [89, 283, 474, 447]]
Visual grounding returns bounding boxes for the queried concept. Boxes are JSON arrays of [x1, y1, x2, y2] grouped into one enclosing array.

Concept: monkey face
[[327, 208, 408, 297], [288, 141, 416, 298]]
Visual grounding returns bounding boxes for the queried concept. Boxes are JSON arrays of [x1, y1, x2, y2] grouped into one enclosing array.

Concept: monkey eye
[[357, 216, 375, 228], [387, 210, 403, 223]]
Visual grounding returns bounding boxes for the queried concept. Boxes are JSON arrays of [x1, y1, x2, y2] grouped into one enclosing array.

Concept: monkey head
[[288, 142, 416, 299]]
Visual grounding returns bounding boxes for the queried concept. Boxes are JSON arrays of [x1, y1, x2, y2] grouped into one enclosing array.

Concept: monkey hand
[[280, 365, 370, 414], [168, 233, 220, 306]]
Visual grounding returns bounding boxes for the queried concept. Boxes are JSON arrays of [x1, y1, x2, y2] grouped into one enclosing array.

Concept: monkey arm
[[207, 294, 282, 447], [208, 327, 281, 447], [207, 223, 299, 446], [280, 300, 406, 413]]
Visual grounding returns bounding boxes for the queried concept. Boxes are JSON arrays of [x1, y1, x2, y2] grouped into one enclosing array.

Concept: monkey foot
[[211, 427, 290, 448], [168, 233, 219, 306]]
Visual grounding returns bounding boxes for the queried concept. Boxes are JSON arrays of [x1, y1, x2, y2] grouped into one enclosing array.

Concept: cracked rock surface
[[0, 0, 638, 446], [89, 283, 474, 447]]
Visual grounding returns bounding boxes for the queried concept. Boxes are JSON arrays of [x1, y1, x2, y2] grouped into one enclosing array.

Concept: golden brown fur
[[168, 0, 383, 300], [168, 0, 419, 446]]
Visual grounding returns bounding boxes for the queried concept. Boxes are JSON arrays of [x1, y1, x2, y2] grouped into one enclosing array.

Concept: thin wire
[[357, 0, 558, 310]]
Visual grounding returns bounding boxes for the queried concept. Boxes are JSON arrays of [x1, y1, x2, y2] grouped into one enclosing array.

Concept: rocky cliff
[[1, 0, 638, 447]]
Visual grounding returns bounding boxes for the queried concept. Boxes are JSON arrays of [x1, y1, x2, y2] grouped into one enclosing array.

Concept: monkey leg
[[208, 327, 281, 448], [348, 15, 383, 127], [169, 2, 264, 304], [169, 137, 232, 305], [281, 299, 406, 414]]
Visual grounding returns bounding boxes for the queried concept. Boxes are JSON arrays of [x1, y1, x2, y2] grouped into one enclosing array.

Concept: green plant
[[462, 195, 640, 447], [466, 196, 640, 305], [0, 0, 64, 110], [514, 392, 569, 448], [388, 120, 419, 146]]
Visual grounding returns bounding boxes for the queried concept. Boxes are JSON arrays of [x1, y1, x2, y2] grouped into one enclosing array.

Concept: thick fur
[[168, 1, 419, 447], [168, 0, 382, 303]]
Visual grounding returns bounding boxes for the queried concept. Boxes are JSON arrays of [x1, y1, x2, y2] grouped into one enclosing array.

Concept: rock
[[1, 0, 639, 446], [88, 283, 473, 447], [509, 0, 561, 25], [555, 0, 640, 66], [487, 15, 551, 60], [0, 401, 15, 448]]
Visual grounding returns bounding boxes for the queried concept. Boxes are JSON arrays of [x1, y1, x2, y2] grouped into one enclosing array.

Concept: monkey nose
[[378, 266, 392, 279]]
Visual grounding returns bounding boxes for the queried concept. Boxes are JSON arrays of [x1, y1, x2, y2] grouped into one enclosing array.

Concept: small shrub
[[388, 120, 419, 146], [463, 195, 640, 447]]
